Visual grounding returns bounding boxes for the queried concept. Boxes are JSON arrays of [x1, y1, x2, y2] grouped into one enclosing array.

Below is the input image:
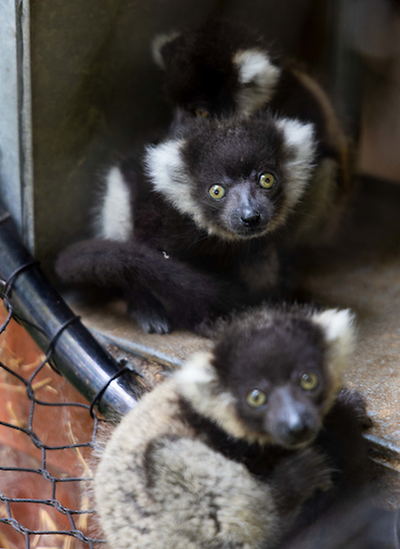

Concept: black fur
[[281, 389, 374, 543], [178, 114, 289, 237], [176, 394, 335, 518], [280, 486, 399, 549], [56, 236, 232, 334], [212, 316, 329, 446], [94, 304, 374, 549]]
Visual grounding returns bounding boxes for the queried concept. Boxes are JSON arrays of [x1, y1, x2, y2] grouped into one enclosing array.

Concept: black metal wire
[[89, 360, 139, 418], [46, 315, 81, 355], [2, 260, 40, 296], [45, 315, 81, 374], [0, 207, 142, 546], [0, 259, 46, 338], [0, 292, 106, 547]]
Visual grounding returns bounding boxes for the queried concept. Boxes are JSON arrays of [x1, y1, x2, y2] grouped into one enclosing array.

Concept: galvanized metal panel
[[0, 0, 34, 250]]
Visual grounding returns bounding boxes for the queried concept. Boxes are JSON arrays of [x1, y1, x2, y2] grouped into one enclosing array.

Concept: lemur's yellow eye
[[300, 373, 319, 391], [246, 389, 267, 408], [209, 185, 226, 200], [259, 173, 275, 189], [194, 107, 209, 118]]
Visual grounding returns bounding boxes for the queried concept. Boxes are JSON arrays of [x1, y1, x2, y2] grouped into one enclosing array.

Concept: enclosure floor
[[66, 175, 400, 472]]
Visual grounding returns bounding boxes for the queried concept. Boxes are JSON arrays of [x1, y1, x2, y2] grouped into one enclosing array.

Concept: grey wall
[[0, 0, 33, 249]]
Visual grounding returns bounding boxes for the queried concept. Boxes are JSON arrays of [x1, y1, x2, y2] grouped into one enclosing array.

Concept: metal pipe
[[0, 201, 139, 418]]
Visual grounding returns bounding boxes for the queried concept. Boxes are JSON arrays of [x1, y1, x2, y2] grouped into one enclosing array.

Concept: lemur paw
[[336, 388, 373, 430], [288, 449, 333, 494], [273, 449, 333, 513], [127, 291, 172, 334], [129, 307, 172, 334]]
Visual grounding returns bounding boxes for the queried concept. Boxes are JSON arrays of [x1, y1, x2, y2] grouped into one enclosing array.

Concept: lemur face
[[213, 317, 328, 449], [181, 116, 286, 239], [145, 113, 316, 241], [175, 307, 355, 448]]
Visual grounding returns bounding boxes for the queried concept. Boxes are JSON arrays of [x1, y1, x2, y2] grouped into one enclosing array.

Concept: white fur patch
[[275, 117, 317, 209], [233, 49, 281, 116], [173, 352, 215, 386], [95, 166, 133, 241], [174, 352, 273, 444], [312, 308, 357, 405], [151, 31, 181, 69], [145, 139, 193, 212], [145, 140, 215, 233], [313, 308, 356, 345]]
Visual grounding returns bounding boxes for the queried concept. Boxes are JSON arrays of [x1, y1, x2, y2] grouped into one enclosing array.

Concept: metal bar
[[0, 0, 24, 236], [16, 0, 35, 251], [0, 200, 139, 418]]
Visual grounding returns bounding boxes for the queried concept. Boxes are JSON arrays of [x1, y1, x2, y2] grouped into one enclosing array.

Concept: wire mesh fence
[[0, 299, 105, 548]]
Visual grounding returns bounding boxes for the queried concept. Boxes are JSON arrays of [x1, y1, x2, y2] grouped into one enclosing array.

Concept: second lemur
[[56, 110, 316, 334], [94, 305, 372, 549]]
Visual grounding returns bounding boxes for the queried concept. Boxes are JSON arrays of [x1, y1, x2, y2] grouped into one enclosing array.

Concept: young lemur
[[153, 19, 351, 246], [56, 110, 316, 334], [94, 305, 372, 549]]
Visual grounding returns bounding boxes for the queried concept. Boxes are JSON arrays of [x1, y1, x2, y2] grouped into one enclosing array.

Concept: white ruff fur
[[312, 308, 356, 404], [174, 352, 273, 444], [145, 141, 238, 239], [152, 31, 181, 69], [95, 166, 133, 241], [145, 139, 198, 217], [233, 49, 281, 116], [275, 118, 316, 209]]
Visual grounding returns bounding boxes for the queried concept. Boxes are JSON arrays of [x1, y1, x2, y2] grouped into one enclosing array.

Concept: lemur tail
[[55, 238, 231, 327]]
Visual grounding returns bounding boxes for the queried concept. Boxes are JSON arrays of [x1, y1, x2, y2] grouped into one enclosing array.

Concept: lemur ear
[[313, 308, 356, 346], [274, 117, 316, 209], [276, 118, 315, 159], [233, 49, 280, 86], [232, 49, 281, 116], [312, 308, 357, 395], [152, 32, 182, 69]]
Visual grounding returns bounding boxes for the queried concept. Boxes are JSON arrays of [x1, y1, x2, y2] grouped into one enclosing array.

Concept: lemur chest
[[134, 199, 279, 295]]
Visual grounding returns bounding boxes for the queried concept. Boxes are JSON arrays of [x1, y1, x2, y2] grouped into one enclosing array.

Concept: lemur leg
[[317, 388, 373, 494], [271, 448, 333, 515], [127, 286, 171, 334]]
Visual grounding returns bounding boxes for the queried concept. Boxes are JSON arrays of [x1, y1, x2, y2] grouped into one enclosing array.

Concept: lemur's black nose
[[287, 422, 310, 439], [283, 417, 314, 443], [240, 210, 261, 227]]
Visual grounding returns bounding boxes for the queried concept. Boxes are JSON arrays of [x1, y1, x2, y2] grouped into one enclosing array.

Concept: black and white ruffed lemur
[[56, 110, 318, 334], [94, 305, 372, 549], [153, 19, 351, 246]]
